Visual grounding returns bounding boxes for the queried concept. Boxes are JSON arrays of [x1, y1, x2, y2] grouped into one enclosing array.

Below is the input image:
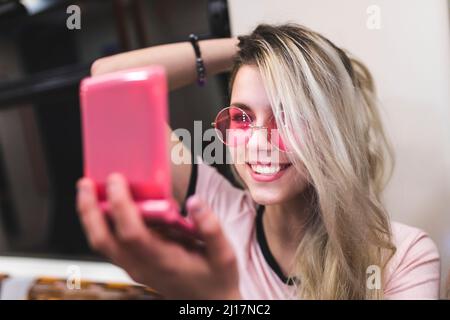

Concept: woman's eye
[[229, 111, 250, 123], [231, 114, 247, 122]]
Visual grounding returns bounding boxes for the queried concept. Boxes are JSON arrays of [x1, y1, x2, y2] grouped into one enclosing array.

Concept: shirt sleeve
[[384, 226, 441, 299]]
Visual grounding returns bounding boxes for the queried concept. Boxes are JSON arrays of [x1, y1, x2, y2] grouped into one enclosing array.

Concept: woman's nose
[[246, 127, 272, 152]]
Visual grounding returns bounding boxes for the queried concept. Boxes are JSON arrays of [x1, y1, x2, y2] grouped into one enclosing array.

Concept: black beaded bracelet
[[189, 33, 206, 87]]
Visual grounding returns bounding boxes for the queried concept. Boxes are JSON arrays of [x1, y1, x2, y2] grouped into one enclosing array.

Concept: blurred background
[[0, 0, 449, 297], [0, 0, 231, 257]]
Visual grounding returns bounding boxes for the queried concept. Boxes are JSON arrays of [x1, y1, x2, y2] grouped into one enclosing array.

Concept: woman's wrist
[[222, 288, 242, 300], [228, 291, 242, 300], [199, 37, 239, 75]]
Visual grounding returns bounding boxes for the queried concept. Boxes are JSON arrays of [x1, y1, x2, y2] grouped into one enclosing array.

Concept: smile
[[246, 162, 292, 182]]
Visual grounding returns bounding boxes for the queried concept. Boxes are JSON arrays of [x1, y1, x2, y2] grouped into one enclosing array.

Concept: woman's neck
[[262, 187, 314, 276]]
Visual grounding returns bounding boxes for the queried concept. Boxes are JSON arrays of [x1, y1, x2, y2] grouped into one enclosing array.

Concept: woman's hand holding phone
[[78, 37, 241, 299], [76, 173, 241, 300]]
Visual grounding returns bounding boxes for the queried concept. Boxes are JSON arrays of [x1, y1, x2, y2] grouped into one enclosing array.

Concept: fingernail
[[77, 184, 89, 201], [187, 196, 205, 217]]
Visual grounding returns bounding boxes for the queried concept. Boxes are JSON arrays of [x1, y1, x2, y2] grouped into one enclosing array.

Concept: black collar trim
[[255, 205, 297, 286]]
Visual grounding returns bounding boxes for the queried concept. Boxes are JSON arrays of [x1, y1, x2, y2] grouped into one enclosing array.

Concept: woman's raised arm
[[89, 37, 239, 206], [91, 38, 239, 89]]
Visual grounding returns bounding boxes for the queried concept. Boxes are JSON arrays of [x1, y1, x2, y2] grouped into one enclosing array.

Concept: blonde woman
[[76, 24, 440, 299]]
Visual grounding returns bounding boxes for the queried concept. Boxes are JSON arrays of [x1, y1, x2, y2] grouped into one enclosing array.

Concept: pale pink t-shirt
[[187, 160, 441, 299]]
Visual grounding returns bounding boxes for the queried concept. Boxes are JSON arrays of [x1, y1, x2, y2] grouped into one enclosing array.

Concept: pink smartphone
[[79, 66, 197, 241]]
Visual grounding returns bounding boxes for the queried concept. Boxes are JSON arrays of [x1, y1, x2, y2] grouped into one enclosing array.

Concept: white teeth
[[251, 164, 281, 175]]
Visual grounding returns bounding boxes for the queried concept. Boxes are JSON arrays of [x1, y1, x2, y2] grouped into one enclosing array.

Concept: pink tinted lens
[[214, 107, 290, 151], [268, 116, 289, 152], [214, 107, 252, 146], [270, 129, 288, 152]]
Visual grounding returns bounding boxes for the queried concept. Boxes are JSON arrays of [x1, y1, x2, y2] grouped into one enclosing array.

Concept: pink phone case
[[79, 66, 196, 239]]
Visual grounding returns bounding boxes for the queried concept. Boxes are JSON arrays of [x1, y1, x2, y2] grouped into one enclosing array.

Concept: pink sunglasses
[[211, 106, 289, 152]]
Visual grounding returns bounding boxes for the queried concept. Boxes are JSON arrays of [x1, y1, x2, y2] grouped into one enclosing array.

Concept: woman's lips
[[246, 162, 292, 182]]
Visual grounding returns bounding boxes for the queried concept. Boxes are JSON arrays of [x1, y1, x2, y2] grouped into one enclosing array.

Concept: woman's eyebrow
[[230, 102, 273, 117], [230, 102, 252, 112]]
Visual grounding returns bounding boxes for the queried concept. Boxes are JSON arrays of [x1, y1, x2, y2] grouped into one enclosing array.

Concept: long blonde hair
[[229, 24, 396, 299]]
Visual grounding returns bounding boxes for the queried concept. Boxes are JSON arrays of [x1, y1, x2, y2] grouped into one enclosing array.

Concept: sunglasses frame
[[211, 106, 290, 152]]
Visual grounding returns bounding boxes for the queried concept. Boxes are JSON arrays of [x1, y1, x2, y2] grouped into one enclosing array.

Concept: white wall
[[228, 0, 450, 297]]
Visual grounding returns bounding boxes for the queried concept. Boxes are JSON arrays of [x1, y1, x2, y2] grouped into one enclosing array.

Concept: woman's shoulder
[[383, 221, 441, 299], [389, 221, 439, 257]]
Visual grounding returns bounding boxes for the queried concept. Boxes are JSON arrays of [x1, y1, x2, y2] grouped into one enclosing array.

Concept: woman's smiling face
[[228, 65, 310, 205]]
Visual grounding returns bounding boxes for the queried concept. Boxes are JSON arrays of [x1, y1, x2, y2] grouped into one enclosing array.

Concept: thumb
[[186, 196, 236, 270]]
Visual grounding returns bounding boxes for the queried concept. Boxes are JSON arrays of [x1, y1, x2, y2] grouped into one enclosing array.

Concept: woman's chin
[[247, 188, 286, 205]]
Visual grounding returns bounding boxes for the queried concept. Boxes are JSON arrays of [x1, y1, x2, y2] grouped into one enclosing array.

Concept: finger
[[186, 195, 236, 270], [77, 178, 170, 286], [106, 173, 162, 252], [76, 178, 120, 258]]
